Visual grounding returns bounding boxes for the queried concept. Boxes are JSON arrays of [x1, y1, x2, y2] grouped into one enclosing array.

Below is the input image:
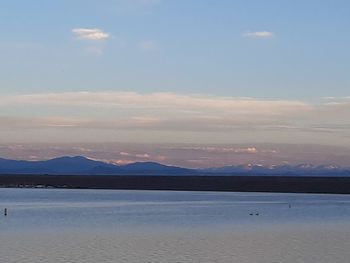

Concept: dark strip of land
[[1, 174, 350, 194]]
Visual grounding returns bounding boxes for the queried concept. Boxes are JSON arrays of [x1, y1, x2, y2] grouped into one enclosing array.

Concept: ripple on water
[[1, 226, 350, 263]]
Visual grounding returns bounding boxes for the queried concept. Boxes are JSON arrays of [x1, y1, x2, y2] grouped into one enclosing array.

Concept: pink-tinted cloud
[[0, 92, 349, 147]]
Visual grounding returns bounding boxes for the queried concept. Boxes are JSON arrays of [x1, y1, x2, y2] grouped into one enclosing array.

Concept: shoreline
[[1, 174, 350, 194]]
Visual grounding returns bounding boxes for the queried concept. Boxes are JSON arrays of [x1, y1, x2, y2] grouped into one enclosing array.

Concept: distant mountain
[[200, 163, 350, 176], [0, 156, 349, 176], [120, 162, 193, 174], [0, 156, 195, 175]]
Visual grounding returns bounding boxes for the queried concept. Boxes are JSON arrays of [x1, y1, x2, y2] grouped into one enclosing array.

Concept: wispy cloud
[[72, 28, 110, 41], [3, 91, 310, 115], [120, 151, 150, 159], [0, 91, 349, 146], [243, 31, 274, 38], [168, 146, 259, 154], [0, 91, 314, 136]]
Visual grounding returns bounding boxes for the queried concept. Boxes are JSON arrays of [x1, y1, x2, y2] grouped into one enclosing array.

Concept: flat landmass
[[1, 174, 350, 194]]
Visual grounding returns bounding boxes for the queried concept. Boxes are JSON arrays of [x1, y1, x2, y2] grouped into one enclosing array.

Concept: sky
[[0, 0, 349, 167]]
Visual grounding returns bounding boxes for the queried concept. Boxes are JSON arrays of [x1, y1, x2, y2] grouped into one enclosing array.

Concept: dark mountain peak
[[120, 161, 194, 174], [48, 156, 91, 162], [45, 156, 109, 166], [122, 161, 169, 168], [0, 156, 194, 175]]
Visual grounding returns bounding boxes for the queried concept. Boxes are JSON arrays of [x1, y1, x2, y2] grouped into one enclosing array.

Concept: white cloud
[[243, 31, 274, 38], [72, 28, 110, 41]]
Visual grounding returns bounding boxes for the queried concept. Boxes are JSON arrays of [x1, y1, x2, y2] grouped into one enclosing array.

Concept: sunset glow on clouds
[[0, 91, 349, 151], [0, 91, 312, 124]]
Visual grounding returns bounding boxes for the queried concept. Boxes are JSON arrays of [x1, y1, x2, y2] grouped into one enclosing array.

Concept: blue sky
[[1, 0, 349, 97], [0, 1, 349, 165]]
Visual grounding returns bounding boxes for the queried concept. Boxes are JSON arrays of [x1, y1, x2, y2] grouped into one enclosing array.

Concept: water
[[1, 188, 350, 262]]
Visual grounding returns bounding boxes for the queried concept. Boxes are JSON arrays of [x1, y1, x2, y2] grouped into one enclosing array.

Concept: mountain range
[[0, 156, 349, 176]]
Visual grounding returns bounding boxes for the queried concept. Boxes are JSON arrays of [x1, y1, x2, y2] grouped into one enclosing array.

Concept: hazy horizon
[[1, 142, 349, 168]]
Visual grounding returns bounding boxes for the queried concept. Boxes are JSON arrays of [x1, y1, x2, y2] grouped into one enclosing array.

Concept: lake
[[1, 188, 350, 262]]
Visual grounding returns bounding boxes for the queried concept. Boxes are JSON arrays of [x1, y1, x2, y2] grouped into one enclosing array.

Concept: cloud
[[169, 146, 259, 154], [120, 151, 150, 159], [243, 31, 274, 38], [113, 159, 134, 165], [0, 91, 314, 132], [0, 91, 349, 146], [2, 91, 311, 116], [0, 91, 316, 140], [0, 116, 92, 129], [72, 28, 110, 41]]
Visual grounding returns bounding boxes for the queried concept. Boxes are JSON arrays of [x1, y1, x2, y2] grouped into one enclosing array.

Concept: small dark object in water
[[255, 213, 259, 216], [249, 213, 253, 216], [288, 204, 292, 208], [4, 208, 7, 216]]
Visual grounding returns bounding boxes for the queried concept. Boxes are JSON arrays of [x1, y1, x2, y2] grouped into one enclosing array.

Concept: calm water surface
[[1, 188, 350, 262]]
